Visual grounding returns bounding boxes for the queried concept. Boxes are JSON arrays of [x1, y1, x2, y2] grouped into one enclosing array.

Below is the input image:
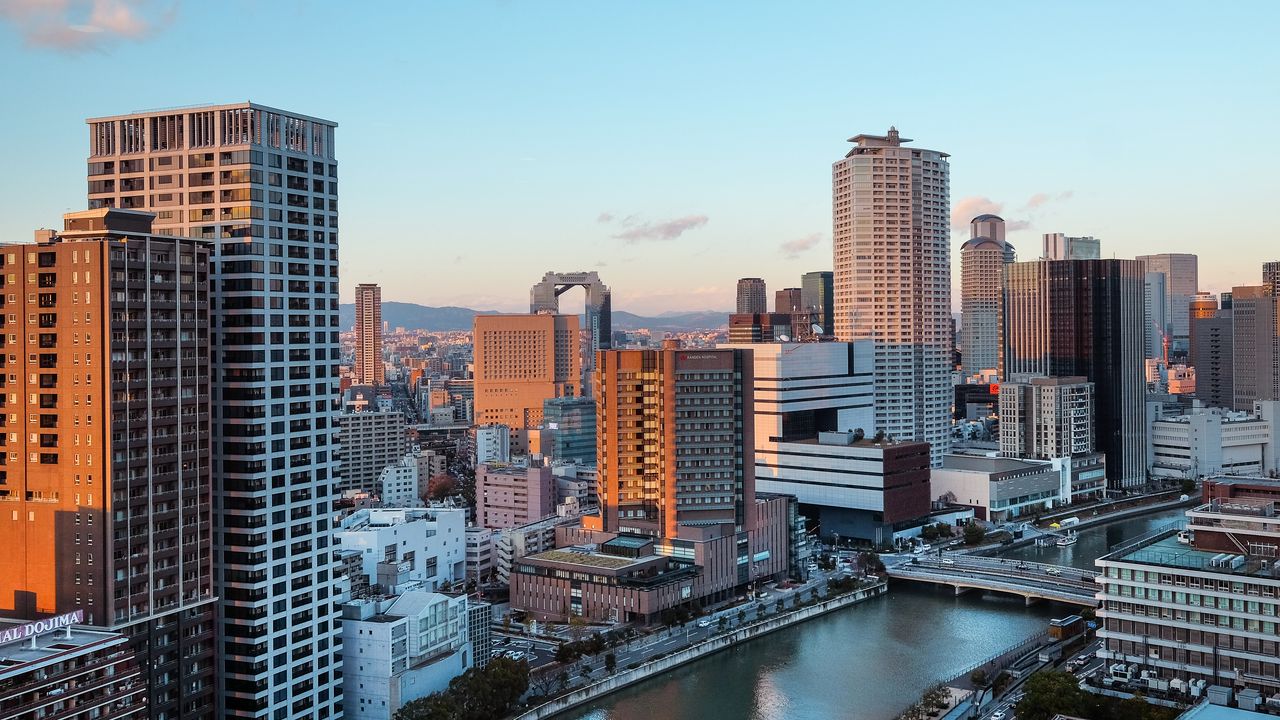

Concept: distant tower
[[1042, 233, 1101, 260], [1189, 293, 1233, 409], [355, 283, 384, 385], [959, 214, 1015, 378], [1136, 254, 1199, 358], [529, 271, 611, 393], [774, 287, 803, 313], [736, 278, 767, 314], [801, 270, 834, 333], [1263, 260, 1280, 292], [832, 127, 951, 466]]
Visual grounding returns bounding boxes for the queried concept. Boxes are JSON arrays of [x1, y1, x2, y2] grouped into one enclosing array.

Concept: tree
[[858, 551, 885, 575], [604, 652, 617, 674], [963, 521, 987, 546], [921, 683, 950, 713], [718, 616, 728, 632], [774, 599, 784, 614], [568, 615, 587, 642], [394, 656, 529, 720], [556, 669, 570, 692], [1016, 671, 1087, 720], [426, 474, 457, 500], [737, 610, 747, 625], [969, 669, 989, 688]]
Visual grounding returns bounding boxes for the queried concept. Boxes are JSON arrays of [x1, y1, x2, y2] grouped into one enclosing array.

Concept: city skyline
[[1, 2, 1277, 314]]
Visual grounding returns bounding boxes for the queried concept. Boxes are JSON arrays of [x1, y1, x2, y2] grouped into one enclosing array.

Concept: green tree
[[717, 616, 728, 632], [737, 610, 747, 625], [604, 652, 617, 674], [963, 521, 987, 546], [394, 657, 529, 720], [969, 669, 989, 688], [556, 669, 570, 692], [1016, 671, 1086, 720]]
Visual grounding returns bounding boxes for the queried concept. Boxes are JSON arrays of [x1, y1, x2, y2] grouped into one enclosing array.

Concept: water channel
[[566, 507, 1187, 720]]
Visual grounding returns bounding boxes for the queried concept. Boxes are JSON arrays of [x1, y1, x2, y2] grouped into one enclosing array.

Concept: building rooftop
[[0, 625, 129, 677], [87, 100, 337, 127], [941, 454, 1049, 474], [1105, 532, 1280, 579], [526, 548, 644, 569]]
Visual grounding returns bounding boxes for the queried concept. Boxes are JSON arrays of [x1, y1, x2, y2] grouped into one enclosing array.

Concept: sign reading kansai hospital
[[0, 609, 84, 644]]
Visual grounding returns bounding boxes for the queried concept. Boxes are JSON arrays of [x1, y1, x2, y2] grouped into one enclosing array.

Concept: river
[[564, 506, 1187, 720]]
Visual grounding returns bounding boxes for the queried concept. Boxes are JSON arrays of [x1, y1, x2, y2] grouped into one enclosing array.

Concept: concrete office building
[[1004, 259, 1147, 490], [736, 277, 767, 314], [1145, 271, 1169, 360], [721, 341, 931, 544], [474, 423, 511, 465], [338, 408, 407, 493], [542, 396, 596, 464], [0, 617, 147, 719], [334, 508, 466, 593], [464, 527, 495, 584], [775, 288, 803, 313], [0, 210, 216, 717], [341, 590, 472, 720], [930, 455, 1063, 522], [1148, 403, 1280, 480], [86, 102, 342, 719], [960, 214, 1016, 379], [832, 127, 952, 467], [801, 270, 834, 334], [727, 312, 798, 343], [999, 376, 1096, 460], [1042, 233, 1100, 260], [1190, 293, 1235, 409], [1138, 253, 1199, 358], [1232, 285, 1280, 410], [1096, 487, 1280, 699], [475, 464, 557, 529], [354, 282, 384, 385], [473, 314, 580, 453]]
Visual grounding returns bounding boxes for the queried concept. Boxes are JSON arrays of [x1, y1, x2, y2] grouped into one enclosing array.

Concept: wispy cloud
[[780, 232, 822, 259], [604, 214, 709, 243], [1021, 190, 1073, 210], [0, 0, 173, 52], [951, 196, 1005, 231], [595, 212, 614, 223]]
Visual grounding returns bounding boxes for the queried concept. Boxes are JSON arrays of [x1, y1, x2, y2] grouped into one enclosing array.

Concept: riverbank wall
[[969, 495, 1196, 557], [513, 581, 889, 720]]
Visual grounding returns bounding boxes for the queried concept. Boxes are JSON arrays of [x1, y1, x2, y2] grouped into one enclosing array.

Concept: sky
[[1, 1, 1277, 316]]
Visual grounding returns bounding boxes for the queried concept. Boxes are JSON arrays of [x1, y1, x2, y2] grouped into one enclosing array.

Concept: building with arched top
[[960, 214, 1015, 380]]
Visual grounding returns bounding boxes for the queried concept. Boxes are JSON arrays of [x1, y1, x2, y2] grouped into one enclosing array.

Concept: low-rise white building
[[336, 508, 467, 593], [341, 588, 472, 720], [1148, 401, 1280, 480], [465, 526, 495, 584], [931, 454, 1062, 523], [379, 455, 423, 507], [475, 424, 511, 465]]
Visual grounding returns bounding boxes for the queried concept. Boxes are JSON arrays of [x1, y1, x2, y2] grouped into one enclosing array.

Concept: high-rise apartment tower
[[0, 209, 216, 717], [959, 214, 1015, 379], [832, 127, 951, 466], [594, 347, 754, 538], [354, 283, 383, 385], [86, 103, 342, 720], [735, 278, 767, 315]]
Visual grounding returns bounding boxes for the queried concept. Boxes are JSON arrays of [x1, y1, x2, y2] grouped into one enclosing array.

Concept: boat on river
[[1056, 531, 1078, 547]]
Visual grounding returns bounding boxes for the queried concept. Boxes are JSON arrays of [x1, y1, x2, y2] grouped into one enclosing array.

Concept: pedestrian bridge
[[885, 555, 1099, 607]]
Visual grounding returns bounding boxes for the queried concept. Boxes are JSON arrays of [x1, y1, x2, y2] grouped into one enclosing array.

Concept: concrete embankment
[[513, 582, 888, 720]]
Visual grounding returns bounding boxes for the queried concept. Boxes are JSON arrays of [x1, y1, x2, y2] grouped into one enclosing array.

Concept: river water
[[565, 507, 1187, 720]]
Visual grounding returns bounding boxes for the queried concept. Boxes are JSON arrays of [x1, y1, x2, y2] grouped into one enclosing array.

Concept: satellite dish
[[777, 334, 791, 342], [811, 324, 824, 335]]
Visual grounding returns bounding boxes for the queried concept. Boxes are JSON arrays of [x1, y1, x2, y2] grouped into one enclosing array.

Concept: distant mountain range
[[338, 302, 728, 333]]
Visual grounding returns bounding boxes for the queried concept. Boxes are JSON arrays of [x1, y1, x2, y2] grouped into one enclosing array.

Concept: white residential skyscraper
[[960, 214, 1015, 379], [86, 102, 342, 720], [832, 127, 951, 466], [355, 282, 384, 385]]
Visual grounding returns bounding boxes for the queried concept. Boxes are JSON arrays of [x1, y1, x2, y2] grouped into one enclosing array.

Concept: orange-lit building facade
[[594, 347, 755, 539], [0, 208, 215, 718], [473, 314, 579, 453]]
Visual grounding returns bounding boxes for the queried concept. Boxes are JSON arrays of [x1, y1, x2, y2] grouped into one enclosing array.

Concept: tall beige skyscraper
[[960, 214, 1015, 379], [354, 282, 384, 384], [473, 314, 581, 453], [832, 127, 951, 466]]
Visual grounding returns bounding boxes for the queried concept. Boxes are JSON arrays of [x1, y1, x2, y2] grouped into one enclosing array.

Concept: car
[[1046, 567, 1062, 576], [756, 592, 768, 599], [940, 558, 956, 565], [991, 711, 1006, 720], [697, 618, 712, 628]]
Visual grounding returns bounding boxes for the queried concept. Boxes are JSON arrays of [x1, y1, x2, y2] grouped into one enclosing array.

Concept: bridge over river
[[885, 554, 1100, 606]]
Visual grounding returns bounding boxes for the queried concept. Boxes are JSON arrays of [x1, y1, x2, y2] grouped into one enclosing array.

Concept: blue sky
[[1, 1, 1276, 314]]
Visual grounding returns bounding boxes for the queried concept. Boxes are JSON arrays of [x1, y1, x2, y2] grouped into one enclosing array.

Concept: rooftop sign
[[0, 609, 84, 645]]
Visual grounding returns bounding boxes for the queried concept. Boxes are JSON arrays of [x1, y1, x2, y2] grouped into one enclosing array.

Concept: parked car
[[1046, 567, 1062, 576], [697, 618, 712, 628], [940, 558, 956, 565]]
